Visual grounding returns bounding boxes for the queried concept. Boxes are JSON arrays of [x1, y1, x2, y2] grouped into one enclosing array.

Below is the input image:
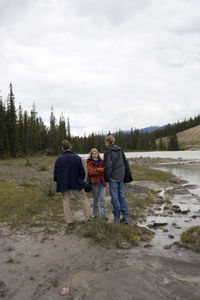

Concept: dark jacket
[[54, 151, 85, 192], [87, 159, 107, 186], [103, 144, 125, 182]]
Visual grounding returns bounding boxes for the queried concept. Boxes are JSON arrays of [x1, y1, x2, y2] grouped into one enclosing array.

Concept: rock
[[191, 215, 197, 219], [178, 179, 188, 185], [163, 206, 170, 210], [60, 287, 70, 296], [183, 184, 199, 190], [144, 244, 153, 248], [163, 229, 169, 232], [163, 244, 172, 249], [173, 187, 190, 195], [168, 234, 175, 239], [147, 222, 168, 228], [173, 241, 184, 248], [171, 205, 181, 213], [129, 181, 162, 193], [181, 209, 190, 214], [118, 242, 133, 249], [154, 197, 164, 204]]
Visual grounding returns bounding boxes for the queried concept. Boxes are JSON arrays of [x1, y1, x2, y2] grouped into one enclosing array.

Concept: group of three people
[[54, 135, 132, 227]]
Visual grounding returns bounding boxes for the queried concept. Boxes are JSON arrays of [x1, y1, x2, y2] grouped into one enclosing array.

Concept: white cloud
[[1, 0, 200, 136]]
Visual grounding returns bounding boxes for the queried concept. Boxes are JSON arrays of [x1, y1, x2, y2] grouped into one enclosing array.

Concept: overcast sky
[[1, 0, 200, 136]]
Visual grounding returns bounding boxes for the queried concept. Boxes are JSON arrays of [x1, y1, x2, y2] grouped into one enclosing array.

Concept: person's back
[[54, 140, 91, 227], [54, 150, 85, 192], [104, 144, 125, 182], [103, 135, 130, 224]]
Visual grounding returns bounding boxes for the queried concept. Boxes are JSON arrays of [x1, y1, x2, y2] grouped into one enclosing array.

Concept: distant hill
[[159, 124, 200, 150], [177, 124, 200, 149], [115, 125, 163, 135], [140, 126, 163, 133]]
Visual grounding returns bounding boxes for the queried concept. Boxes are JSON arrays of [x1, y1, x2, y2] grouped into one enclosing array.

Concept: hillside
[[177, 125, 200, 149]]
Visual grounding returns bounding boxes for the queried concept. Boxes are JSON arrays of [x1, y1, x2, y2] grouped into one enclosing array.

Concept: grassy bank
[[181, 226, 200, 252], [132, 164, 177, 182]]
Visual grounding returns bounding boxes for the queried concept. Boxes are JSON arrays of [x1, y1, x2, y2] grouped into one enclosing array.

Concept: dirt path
[[1, 226, 200, 300]]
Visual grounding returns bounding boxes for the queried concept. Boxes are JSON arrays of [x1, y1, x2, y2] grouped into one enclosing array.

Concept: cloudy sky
[[1, 0, 200, 136]]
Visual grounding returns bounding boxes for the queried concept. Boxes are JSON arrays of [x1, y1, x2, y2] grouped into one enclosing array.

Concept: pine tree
[[66, 117, 71, 141], [28, 103, 39, 153], [0, 98, 9, 157], [17, 104, 24, 155], [48, 107, 59, 155], [6, 83, 17, 157], [23, 111, 28, 155], [58, 113, 66, 143]]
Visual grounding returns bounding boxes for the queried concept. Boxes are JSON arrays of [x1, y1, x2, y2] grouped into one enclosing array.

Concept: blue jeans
[[92, 183, 106, 217], [108, 180, 129, 221]]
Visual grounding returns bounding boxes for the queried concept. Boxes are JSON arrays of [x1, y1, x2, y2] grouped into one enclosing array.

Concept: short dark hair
[[61, 140, 71, 150]]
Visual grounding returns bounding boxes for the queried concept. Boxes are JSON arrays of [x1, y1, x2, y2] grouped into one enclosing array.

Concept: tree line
[[1, 83, 200, 158]]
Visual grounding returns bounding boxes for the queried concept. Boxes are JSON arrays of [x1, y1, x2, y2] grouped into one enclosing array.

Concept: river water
[[81, 150, 200, 161]]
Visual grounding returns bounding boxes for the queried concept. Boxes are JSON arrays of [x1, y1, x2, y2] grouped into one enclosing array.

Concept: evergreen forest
[[1, 83, 200, 158]]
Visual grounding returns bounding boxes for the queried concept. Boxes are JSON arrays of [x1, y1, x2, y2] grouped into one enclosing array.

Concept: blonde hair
[[105, 135, 115, 145], [87, 148, 102, 161]]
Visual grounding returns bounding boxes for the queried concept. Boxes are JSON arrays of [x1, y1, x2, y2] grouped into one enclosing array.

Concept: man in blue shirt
[[54, 140, 91, 227]]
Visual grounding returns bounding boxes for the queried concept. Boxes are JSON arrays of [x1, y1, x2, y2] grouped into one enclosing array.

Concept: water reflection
[[152, 164, 200, 193]]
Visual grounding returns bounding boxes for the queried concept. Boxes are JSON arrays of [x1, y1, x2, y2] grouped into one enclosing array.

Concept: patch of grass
[[132, 165, 177, 183], [78, 219, 153, 248], [125, 192, 154, 220], [0, 181, 63, 228], [43, 180, 57, 197], [38, 165, 49, 171], [25, 158, 32, 167], [181, 226, 200, 252], [5, 257, 15, 264]]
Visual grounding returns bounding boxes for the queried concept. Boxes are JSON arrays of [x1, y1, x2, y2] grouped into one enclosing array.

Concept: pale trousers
[[62, 189, 91, 224]]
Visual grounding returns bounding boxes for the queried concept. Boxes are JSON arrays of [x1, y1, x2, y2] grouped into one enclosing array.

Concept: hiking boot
[[120, 219, 130, 225], [113, 219, 119, 224]]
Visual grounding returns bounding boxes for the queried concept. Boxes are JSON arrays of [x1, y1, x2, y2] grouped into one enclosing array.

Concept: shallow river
[[145, 163, 200, 251]]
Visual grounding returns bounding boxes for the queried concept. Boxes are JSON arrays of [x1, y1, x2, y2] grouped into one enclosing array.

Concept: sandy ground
[[0, 224, 200, 300]]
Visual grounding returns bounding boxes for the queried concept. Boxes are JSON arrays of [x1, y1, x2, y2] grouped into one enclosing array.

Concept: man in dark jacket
[[54, 140, 91, 227], [104, 135, 130, 224]]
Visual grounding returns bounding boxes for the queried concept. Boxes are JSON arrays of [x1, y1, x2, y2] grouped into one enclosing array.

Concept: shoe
[[120, 219, 130, 225], [113, 219, 119, 223], [100, 216, 108, 221]]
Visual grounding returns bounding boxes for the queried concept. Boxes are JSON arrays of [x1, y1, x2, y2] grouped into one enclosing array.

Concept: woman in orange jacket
[[87, 148, 107, 218]]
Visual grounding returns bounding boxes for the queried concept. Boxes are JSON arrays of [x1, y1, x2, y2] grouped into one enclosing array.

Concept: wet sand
[[0, 222, 200, 300]]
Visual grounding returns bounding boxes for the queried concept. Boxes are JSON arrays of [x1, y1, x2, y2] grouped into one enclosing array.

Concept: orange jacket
[[87, 159, 107, 186]]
